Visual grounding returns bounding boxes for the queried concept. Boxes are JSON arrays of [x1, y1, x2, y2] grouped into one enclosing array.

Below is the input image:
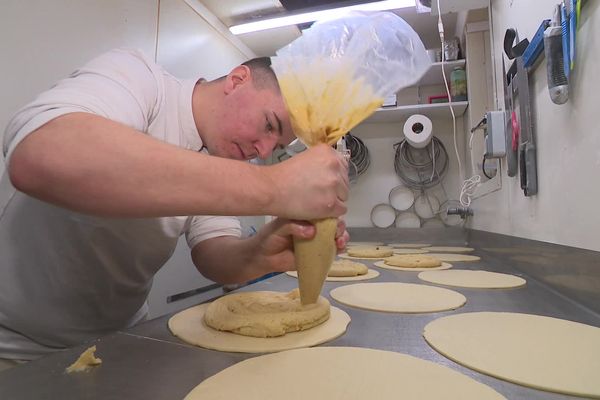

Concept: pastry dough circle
[[169, 303, 350, 353], [374, 261, 452, 272], [427, 253, 481, 262], [424, 312, 600, 398], [387, 243, 431, 248], [418, 270, 526, 289], [384, 254, 442, 268], [347, 241, 384, 246], [286, 269, 380, 282], [184, 347, 506, 400], [425, 246, 474, 253], [330, 282, 466, 313], [328, 259, 369, 277], [347, 246, 394, 258], [393, 248, 430, 254]]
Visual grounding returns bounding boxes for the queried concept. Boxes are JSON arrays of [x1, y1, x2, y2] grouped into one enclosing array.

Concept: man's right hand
[[267, 143, 349, 220]]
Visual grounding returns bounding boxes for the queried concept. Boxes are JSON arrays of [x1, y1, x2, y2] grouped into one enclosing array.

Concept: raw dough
[[387, 243, 431, 248], [418, 270, 526, 289], [169, 303, 350, 353], [294, 218, 337, 305], [184, 347, 506, 400], [286, 269, 380, 282], [203, 290, 328, 337], [65, 345, 102, 373], [384, 254, 442, 268], [330, 282, 466, 313], [374, 260, 452, 272], [427, 253, 481, 262], [425, 246, 474, 253], [328, 259, 369, 277], [393, 248, 429, 254], [424, 312, 600, 398], [338, 252, 390, 261], [347, 246, 394, 258], [348, 241, 384, 246]]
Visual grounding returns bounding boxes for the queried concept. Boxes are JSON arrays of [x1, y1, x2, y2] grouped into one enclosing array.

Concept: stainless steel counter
[[1, 229, 599, 400]]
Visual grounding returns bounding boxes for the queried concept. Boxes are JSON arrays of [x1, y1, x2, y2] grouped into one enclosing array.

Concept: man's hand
[[193, 217, 349, 284], [248, 217, 349, 276], [267, 144, 349, 220]]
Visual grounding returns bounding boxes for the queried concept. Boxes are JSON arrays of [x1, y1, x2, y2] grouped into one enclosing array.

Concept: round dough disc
[[184, 347, 506, 400], [387, 243, 431, 248], [425, 246, 474, 253], [286, 269, 380, 282], [393, 248, 430, 254], [374, 260, 453, 272], [347, 241, 384, 246], [330, 282, 466, 313], [418, 270, 526, 289], [424, 312, 600, 398], [338, 252, 390, 260], [427, 253, 481, 262], [168, 303, 350, 353]]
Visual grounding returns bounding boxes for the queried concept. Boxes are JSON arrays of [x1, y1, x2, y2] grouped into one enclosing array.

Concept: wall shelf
[[417, 59, 466, 86], [364, 101, 469, 123]]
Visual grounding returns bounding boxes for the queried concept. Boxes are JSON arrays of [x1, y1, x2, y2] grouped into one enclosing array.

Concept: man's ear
[[224, 65, 251, 94]]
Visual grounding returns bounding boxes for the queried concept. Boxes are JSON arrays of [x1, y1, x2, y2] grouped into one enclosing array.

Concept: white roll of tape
[[403, 114, 433, 148]]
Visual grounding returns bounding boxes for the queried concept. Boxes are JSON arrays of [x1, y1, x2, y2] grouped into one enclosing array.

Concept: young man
[[0, 48, 349, 363]]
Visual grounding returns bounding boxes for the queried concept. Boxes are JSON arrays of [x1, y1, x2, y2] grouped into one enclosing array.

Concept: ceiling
[[200, 0, 458, 57]]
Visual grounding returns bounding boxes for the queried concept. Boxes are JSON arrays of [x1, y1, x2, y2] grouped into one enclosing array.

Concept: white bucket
[[370, 204, 396, 228]]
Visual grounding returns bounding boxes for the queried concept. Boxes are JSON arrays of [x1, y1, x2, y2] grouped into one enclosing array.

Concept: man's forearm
[[191, 236, 266, 284], [8, 113, 278, 218]]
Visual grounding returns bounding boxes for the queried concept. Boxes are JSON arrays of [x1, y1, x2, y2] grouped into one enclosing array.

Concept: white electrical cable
[[437, 0, 480, 208]]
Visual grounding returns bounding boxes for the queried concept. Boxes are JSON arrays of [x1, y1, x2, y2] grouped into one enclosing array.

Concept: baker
[[0, 48, 349, 367]]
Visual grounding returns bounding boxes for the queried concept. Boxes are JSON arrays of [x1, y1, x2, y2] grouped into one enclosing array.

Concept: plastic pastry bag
[[271, 11, 430, 305], [271, 11, 431, 147]]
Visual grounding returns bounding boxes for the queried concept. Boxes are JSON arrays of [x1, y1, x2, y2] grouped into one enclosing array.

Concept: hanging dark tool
[[502, 28, 538, 196]]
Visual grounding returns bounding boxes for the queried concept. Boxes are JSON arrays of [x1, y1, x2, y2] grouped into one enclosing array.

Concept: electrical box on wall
[[484, 111, 506, 158]]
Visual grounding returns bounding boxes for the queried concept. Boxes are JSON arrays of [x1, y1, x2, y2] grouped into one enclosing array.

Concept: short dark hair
[[242, 57, 279, 91]]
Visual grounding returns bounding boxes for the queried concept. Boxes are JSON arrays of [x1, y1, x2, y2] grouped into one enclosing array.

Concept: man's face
[[210, 67, 295, 161]]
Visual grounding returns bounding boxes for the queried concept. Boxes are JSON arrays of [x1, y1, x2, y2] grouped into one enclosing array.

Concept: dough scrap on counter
[[65, 345, 102, 373]]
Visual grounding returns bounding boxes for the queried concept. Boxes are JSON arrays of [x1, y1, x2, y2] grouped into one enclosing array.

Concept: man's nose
[[255, 136, 279, 160]]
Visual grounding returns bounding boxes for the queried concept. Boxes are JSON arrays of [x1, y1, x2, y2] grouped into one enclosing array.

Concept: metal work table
[[1, 229, 599, 399]]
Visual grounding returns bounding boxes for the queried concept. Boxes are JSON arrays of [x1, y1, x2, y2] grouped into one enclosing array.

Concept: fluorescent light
[[229, 0, 415, 35]]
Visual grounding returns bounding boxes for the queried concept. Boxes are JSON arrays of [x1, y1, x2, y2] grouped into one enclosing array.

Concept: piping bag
[[271, 11, 430, 304]]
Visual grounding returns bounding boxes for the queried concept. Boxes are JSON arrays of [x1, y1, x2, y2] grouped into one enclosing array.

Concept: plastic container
[[450, 67, 467, 101]]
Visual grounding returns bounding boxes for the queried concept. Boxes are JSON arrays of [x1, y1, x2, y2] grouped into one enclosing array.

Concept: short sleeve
[[3, 48, 163, 165], [185, 215, 242, 249]]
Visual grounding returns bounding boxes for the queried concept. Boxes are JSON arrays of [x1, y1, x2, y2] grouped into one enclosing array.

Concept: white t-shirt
[[0, 48, 241, 360]]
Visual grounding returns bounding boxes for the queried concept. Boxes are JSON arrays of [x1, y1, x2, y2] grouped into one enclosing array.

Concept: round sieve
[[395, 212, 421, 228], [414, 194, 440, 219]]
